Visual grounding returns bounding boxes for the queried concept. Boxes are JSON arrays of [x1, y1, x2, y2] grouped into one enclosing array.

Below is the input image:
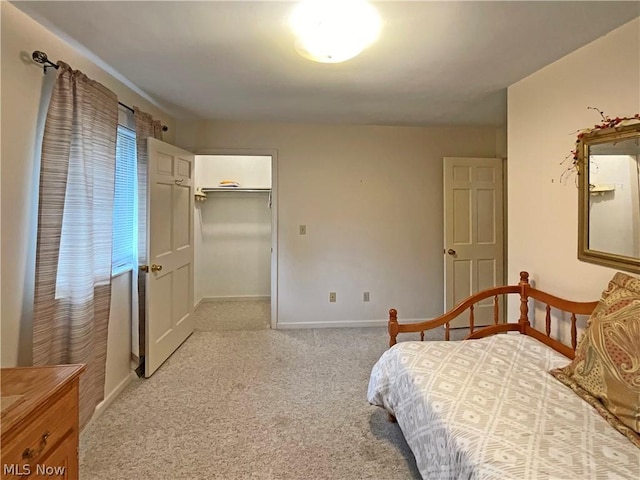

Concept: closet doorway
[[193, 152, 277, 329]]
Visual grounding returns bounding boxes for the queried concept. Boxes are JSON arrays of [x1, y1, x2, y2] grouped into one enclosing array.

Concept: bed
[[368, 271, 640, 479]]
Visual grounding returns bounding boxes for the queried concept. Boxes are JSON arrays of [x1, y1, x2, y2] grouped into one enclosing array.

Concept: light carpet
[[80, 303, 464, 479], [194, 299, 271, 331]]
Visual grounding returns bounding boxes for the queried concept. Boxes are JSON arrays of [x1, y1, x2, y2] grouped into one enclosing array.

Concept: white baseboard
[[277, 319, 388, 329], [194, 296, 204, 309], [199, 295, 270, 303], [85, 371, 137, 430], [276, 318, 442, 329]]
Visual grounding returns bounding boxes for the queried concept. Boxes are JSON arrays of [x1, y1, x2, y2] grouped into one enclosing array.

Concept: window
[[112, 125, 137, 275]]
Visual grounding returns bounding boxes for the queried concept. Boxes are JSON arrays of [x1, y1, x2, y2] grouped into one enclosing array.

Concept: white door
[[145, 138, 195, 377], [444, 157, 504, 328]]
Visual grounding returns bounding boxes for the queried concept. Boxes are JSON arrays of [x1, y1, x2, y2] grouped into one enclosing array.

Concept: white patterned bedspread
[[368, 334, 640, 479]]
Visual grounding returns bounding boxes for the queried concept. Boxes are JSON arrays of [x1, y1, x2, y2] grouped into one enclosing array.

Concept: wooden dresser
[[1, 365, 85, 479]]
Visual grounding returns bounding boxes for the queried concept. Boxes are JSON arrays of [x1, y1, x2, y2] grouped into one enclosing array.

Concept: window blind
[[112, 125, 137, 275]]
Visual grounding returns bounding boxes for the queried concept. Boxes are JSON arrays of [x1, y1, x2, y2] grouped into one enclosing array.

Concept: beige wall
[[507, 18, 640, 338], [177, 120, 499, 326], [0, 2, 175, 405], [104, 272, 133, 397]]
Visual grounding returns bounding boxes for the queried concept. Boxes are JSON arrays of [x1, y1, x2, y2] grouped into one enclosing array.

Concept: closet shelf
[[588, 183, 615, 195], [196, 187, 272, 208]]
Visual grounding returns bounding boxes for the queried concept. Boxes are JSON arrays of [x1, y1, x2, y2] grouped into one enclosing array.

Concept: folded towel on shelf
[[218, 180, 240, 187]]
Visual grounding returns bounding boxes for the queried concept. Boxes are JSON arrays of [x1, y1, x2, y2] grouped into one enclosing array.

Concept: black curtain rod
[[32, 50, 168, 132], [118, 102, 135, 114]]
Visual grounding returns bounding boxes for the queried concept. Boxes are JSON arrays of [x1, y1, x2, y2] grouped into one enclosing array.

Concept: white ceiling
[[13, 1, 640, 126]]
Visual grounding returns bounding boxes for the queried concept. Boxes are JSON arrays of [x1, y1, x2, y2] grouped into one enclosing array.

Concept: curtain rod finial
[[32, 50, 59, 73], [32, 50, 48, 64]]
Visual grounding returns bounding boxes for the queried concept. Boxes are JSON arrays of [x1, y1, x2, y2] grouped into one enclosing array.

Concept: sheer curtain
[[131, 107, 163, 371], [32, 62, 118, 428]]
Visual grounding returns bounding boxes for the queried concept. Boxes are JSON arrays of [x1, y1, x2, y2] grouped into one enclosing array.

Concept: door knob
[[151, 264, 163, 272], [140, 265, 149, 273], [447, 249, 457, 256]]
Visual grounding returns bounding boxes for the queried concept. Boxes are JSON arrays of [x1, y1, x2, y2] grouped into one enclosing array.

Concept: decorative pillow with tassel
[[550, 272, 640, 448]]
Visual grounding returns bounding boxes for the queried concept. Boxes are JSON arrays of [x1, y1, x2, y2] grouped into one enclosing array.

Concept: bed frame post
[[518, 271, 531, 332], [389, 309, 399, 347]]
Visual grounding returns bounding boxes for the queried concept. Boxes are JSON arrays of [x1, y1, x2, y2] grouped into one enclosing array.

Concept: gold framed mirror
[[578, 122, 640, 273]]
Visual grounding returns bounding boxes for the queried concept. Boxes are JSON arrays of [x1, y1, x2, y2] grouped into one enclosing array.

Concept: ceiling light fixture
[[290, 0, 382, 64]]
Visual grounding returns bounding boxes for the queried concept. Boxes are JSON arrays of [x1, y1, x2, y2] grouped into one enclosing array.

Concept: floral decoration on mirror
[[561, 107, 640, 185]]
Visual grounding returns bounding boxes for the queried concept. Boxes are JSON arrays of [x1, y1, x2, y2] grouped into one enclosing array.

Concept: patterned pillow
[[550, 272, 640, 448]]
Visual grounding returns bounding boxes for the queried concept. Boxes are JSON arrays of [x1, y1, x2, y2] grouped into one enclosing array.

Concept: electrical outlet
[[363, 292, 370, 302], [299, 225, 306, 235], [329, 292, 336, 302]]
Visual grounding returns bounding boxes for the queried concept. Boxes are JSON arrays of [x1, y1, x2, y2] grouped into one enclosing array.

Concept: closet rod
[[201, 187, 271, 193], [32, 50, 169, 132]]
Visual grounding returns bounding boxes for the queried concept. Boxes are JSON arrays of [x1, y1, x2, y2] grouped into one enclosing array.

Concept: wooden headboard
[[388, 271, 599, 359]]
